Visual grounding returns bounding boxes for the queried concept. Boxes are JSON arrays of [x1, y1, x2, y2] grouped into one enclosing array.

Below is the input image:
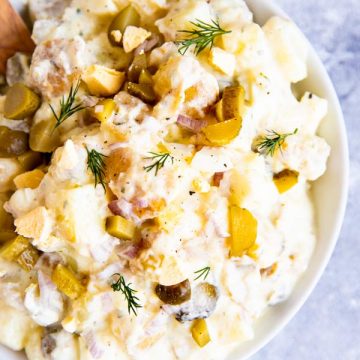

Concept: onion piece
[[83, 331, 104, 359], [176, 115, 208, 133], [134, 34, 160, 56], [108, 198, 133, 219]]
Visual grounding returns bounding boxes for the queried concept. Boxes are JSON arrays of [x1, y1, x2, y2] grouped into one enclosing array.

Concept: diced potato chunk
[[191, 319, 211, 347], [123, 26, 151, 53], [82, 65, 125, 97], [16, 245, 39, 271], [203, 118, 241, 146], [0, 303, 34, 351], [273, 169, 299, 194], [222, 86, 246, 120], [208, 47, 236, 76], [0, 235, 30, 261], [4, 83, 40, 120], [51, 264, 85, 300], [106, 215, 136, 240], [14, 169, 45, 189], [92, 99, 116, 123], [229, 206, 257, 257]]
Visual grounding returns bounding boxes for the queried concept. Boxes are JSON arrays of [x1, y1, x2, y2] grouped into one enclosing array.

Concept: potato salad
[[0, 0, 330, 359]]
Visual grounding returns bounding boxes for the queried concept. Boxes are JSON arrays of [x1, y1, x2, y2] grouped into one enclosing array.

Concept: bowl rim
[[234, 0, 350, 358]]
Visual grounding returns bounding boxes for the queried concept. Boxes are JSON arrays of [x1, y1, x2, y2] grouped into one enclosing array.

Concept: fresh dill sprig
[[257, 129, 298, 156], [110, 273, 142, 316], [143, 152, 174, 176], [86, 147, 107, 191], [194, 266, 211, 281], [50, 80, 86, 129], [176, 19, 231, 56]]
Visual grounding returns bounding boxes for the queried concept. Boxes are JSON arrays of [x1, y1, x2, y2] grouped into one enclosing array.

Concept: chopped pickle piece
[[191, 319, 211, 347], [215, 99, 224, 122], [105, 148, 131, 182], [0, 230, 17, 243], [4, 83, 40, 120], [92, 99, 116, 123], [229, 206, 257, 257], [155, 279, 191, 305], [17, 151, 43, 171], [222, 86, 246, 120], [51, 264, 85, 300], [106, 215, 136, 240], [116, 48, 134, 71], [13, 169, 45, 189], [0, 126, 28, 157], [29, 119, 61, 153], [0, 193, 14, 231], [0, 235, 30, 261], [202, 118, 241, 146], [108, 5, 140, 46], [127, 54, 147, 83], [127, 82, 156, 104], [82, 65, 125, 97], [138, 69, 153, 85], [273, 169, 299, 194], [16, 245, 39, 271]]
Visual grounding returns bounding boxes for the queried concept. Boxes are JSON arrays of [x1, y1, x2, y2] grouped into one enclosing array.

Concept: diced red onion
[[213, 172, 224, 187], [101, 293, 114, 311], [134, 34, 160, 56], [132, 197, 149, 209], [81, 95, 99, 107], [117, 242, 142, 259], [83, 331, 104, 359], [176, 115, 208, 133], [108, 199, 133, 219]]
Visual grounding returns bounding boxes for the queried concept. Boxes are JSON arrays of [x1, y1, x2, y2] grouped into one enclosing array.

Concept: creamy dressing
[[0, 0, 330, 359]]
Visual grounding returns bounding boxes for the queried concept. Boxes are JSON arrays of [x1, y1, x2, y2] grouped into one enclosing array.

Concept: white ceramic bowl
[[1, 0, 349, 359]]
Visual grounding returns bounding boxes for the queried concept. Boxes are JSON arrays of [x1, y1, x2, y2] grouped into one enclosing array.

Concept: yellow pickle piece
[[0, 126, 29, 157], [229, 206, 258, 257], [16, 245, 39, 271], [51, 264, 85, 300], [202, 117, 241, 146], [221, 85, 246, 120], [92, 99, 116, 123], [273, 169, 299, 194], [138, 69, 153, 85], [17, 151, 43, 171], [13, 169, 45, 189], [108, 5, 140, 46], [191, 319, 211, 347], [4, 83, 40, 120], [29, 118, 61, 153], [106, 215, 136, 240], [0, 235, 30, 261]]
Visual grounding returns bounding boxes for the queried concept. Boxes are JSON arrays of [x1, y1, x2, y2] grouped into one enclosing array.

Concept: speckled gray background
[[252, 1, 359, 359]]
